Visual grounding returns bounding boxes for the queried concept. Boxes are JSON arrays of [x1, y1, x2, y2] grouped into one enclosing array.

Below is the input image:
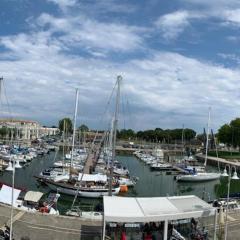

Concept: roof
[[103, 195, 215, 223], [24, 191, 43, 202], [0, 119, 38, 124], [0, 185, 21, 207], [78, 173, 107, 182]]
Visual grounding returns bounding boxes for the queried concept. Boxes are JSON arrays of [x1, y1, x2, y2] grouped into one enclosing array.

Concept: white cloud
[[36, 13, 145, 53], [179, 0, 240, 27], [1, 1, 240, 131], [223, 9, 240, 26], [218, 53, 240, 64], [154, 10, 204, 40], [155, 10, 190, 40], [1, 27, 240, 131], [47, 0, 77, 9]]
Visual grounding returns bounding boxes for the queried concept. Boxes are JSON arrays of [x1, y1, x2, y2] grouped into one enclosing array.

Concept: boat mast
[[204, 107, 211, 167], [70, 88, 79, 176], [181, 124, 184, 156], [108, 76, 122, 196]]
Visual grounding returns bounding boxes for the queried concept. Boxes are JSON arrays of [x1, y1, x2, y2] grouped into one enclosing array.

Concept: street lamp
[[221, 164, 239, 240]]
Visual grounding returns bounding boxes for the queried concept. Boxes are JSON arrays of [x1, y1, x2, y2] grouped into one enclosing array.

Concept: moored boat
[[176, 172, 220, 182]]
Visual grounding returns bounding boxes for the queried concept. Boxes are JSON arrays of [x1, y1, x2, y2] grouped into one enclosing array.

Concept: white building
[[0, 119, 59, 140]]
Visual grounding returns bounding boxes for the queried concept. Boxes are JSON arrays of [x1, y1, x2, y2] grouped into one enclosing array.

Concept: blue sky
[[0, 0, 240, 132]]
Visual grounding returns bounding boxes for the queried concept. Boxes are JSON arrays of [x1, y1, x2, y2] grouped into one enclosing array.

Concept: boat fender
[[120, 185, 128, 193], [39, 207, 49, 213]]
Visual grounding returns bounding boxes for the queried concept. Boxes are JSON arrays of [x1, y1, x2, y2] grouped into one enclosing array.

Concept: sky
[[0, 0, 240, 132]]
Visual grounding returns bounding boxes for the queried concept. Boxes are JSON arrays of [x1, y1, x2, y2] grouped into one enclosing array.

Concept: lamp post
[[221, 164, 239, 240], [10, 155, 15, 240]]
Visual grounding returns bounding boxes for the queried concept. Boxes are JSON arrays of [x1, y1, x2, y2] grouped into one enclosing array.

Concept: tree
[[58, 118, 72, 133], [184, 128, 196, 141], [218, 118, 240, 149], [118, 129, 135, 140], [0, 127, 9, 137], [79, 124, 89, 132], [230, 118, 240, 148], [218, 124, 232, 146]]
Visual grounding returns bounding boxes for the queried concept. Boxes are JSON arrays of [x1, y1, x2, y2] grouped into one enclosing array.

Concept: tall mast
[[181, 124, 184, 156], [108, 76, 122, 196], [204, 107, 211, 167], [0, 77, 3, 99], [70, 89, 79, 175]]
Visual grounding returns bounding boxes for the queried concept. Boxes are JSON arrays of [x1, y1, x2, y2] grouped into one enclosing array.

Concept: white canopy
[[78, 173, 107, 182], [0, 185, 21, 207], [104, 195, 215, 223], [24, 191, 43, 202]]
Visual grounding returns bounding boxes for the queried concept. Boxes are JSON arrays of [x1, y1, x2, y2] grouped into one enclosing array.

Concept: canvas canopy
[[78, 173, 107, 182], [0, 185, 21, 207], [103, 195, 215, 223], [24, 191, 43, 202]]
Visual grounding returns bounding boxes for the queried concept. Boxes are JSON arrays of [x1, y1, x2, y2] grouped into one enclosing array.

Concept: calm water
[[0, 152, 239, 213], [118, 155, 219, 200]]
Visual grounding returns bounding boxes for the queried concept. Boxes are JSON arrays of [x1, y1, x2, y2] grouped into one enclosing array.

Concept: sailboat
[[176, 108, 221, 182], [43, 88, 120, 198]]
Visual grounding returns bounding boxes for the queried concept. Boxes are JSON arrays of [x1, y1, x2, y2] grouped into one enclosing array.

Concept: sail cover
[[0, 184, 21, 206], [78, 173, 107, 182]]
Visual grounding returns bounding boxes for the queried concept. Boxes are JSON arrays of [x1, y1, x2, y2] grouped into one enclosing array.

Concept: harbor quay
[[0, 203, 102, 240], [195, 154, 240, 169], [1, 202, 240, 240]]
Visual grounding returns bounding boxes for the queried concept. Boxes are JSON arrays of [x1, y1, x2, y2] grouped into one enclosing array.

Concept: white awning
[[0, 185, 21, 207], [103, 195, 215, 223], [78, 173, 107, 182], [24, 191, 43, 202]]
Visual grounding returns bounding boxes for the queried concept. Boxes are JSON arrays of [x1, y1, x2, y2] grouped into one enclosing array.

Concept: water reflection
[[117, 155, 229, 201]]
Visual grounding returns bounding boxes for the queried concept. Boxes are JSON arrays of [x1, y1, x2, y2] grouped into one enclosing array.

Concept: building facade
[[0, 119, 59, 140]]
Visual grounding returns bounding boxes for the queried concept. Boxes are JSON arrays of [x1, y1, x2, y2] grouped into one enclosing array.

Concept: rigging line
[[211, 129, 220, 172], [2, 79, 13, 118], [72, 81, 118, 209], [121, 89, 125, 130], [89, 80, 117, 152], [123, 88, 135, 130]]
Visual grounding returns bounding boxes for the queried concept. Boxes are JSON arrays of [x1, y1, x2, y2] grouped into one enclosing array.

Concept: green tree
[[118, 129, 135, 140], [79, 124, 89, 132], [59, 118, 72, 133], [0, 127, 9, 137], [184, 128, 196, 141], [230, 118, 240, 148], [218, 124, 232, 146]]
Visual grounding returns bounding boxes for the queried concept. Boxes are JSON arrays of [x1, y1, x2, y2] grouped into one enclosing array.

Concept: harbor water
[[0, 152, 238, 213]]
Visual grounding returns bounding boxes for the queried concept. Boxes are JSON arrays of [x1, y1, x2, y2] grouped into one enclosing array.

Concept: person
[[191, 218, 197, 231], [144, 231, 152, 240], [121, 230, 127, 240]]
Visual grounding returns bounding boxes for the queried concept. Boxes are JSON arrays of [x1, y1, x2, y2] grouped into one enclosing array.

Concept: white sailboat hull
[[46, 181, 120, 198], [176, 172, 220, 182]]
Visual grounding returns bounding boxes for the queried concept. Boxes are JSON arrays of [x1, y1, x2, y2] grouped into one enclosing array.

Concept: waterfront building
[[0, 119, 59, 140]]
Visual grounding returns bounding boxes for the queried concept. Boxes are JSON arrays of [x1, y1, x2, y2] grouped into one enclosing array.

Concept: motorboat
[[150, 163, 173, 171], [176, 172, 220, 182]]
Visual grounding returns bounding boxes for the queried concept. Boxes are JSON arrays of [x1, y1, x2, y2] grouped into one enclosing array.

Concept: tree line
[[58, 117, 240, 147], [117, 128, 196, 143]]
